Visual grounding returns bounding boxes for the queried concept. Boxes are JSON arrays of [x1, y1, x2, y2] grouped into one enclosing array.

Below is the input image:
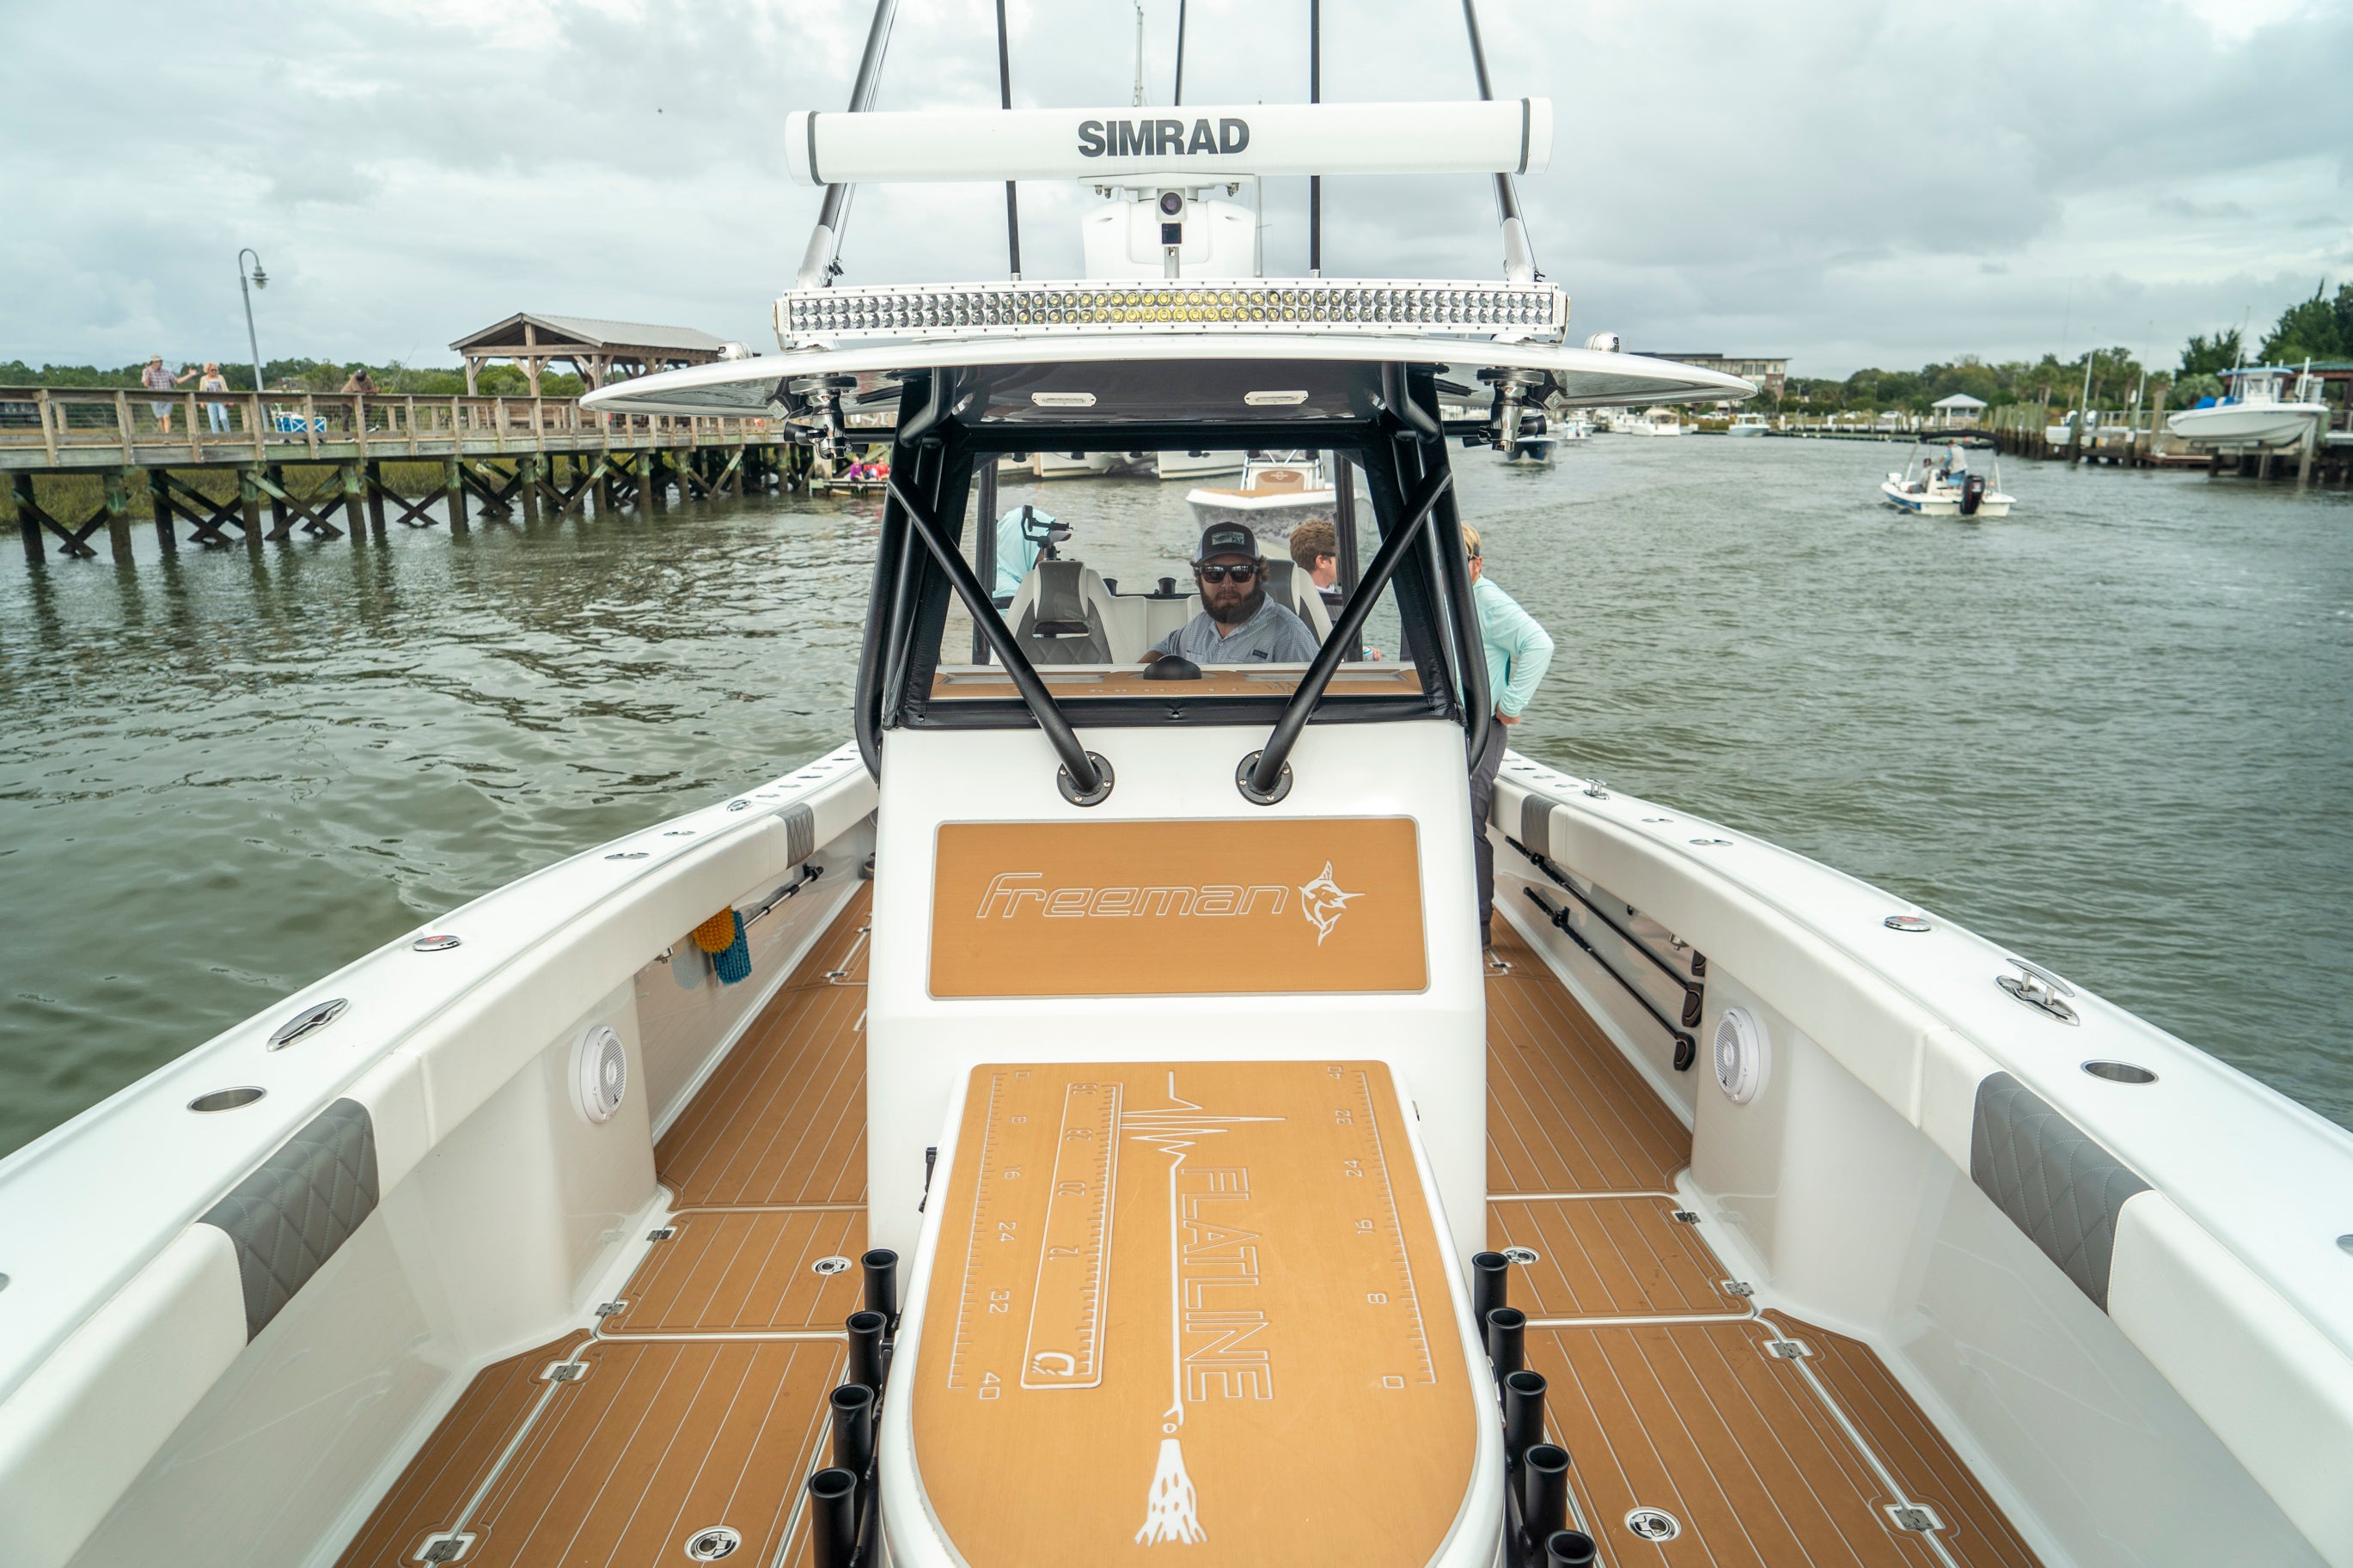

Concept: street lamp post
[[237, 249, 268, 394]]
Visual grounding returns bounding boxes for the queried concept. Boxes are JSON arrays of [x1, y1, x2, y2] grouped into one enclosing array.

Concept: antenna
[[1460, 0, 1537, 283], [1174, 0, 1187, 105], [996, 0, 1021, 280], [1309, 0, 1322, 278], [1133, 0, 1146, 108], [795, 0, 899, 290]]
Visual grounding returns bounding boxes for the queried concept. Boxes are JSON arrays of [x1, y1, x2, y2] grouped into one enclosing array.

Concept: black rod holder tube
[[846, 1309, 889, 1392], [1522, 1444, 1570, 1554], [1524, 888, 1698, 1067], [884, 473, 1102, 796], [1485, 1306, 1526, 1382], [808, 1467, 859, 1568], [830, 1383, 877, 1480], [862, 1248, 900, 1323], [1509, 839, 1703, 1020], [1472, 1250, 1510, 1327], [1244, 462, 1453, 798], [1502, 1369, 1547, 1472], [1544, 1529, 1597, 1568]]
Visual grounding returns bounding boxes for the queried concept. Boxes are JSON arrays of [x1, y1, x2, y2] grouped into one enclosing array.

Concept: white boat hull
[[2166, 403, 2325, 448], [1184, 485, 1338, 541], [1881, 478, 2013, 517], [1155, 449, 1247, 480]]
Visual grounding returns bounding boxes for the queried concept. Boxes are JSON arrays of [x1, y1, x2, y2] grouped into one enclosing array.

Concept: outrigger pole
[[1309, 0, 1322, 277], [995, 0, 1022, 279], [795, 0, 900, 291], [1459, 0, 1537, 284]]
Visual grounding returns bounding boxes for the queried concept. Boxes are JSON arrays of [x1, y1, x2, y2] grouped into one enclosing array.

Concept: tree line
[[1761, 282, 2350, 415], [0, 358, 587, 399]]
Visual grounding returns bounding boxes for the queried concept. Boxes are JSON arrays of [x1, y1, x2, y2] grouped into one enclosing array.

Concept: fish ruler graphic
[[919, 1061, 1475, 1568]]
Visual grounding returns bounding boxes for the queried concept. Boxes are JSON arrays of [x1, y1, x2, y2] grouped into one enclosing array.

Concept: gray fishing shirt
[[1150, 598, 1321, 664]]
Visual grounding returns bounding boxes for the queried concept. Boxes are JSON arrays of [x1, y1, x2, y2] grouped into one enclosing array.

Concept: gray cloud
[[3, 0, 2347, 377]]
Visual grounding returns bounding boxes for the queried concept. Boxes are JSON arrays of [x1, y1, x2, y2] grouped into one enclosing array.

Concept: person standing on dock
[[198, 363, 230, 434], [142, 355, 193, 433], [1463, 523, 1555, 967]]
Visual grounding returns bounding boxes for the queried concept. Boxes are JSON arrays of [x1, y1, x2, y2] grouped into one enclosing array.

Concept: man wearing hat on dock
[[1140, 522, 1320, 666], [1464, 523, 1554, 968]]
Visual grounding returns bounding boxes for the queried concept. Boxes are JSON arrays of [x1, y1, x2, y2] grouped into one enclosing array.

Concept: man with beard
[[1139, 522, 1320, 666]]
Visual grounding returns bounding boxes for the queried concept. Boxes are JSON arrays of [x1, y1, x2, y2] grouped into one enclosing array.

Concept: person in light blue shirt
[[992, 503, 1065, 598], [1464, 523, 1555, 961]]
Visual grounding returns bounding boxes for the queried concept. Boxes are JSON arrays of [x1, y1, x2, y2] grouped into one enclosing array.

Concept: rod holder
[[1472, 1250, 1510, 1327], [809, 1467, 859, 1568], [1543, 1529, 1597, 1568], [830, 1382, 877, 1481], [1521, 1443, 1570, 1555], [1502, 1369, 1547, 1472], [863, 1248, 900, 1323], [847, 1309, 889, 1392], [1485, 1306, 1526, 1383]]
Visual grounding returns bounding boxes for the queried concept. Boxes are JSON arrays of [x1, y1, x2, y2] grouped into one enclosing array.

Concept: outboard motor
[[1960, 473, 1986, 516]]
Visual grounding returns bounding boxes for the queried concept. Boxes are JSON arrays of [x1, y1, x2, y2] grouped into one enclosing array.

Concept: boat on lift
[[1879, 432, 2015, 516], [2167, 363, 2329, 448], [3, 25, 2348, 1568]]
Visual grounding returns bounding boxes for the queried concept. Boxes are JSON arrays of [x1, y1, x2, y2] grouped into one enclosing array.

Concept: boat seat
[[1177, 560, 1332, 648], [883, 1060, 1497, 1568], [1006, 559, 1124, 664]]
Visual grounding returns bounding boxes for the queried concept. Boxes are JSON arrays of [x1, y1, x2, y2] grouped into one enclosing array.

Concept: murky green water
[[3, 438, 2347, 1156]]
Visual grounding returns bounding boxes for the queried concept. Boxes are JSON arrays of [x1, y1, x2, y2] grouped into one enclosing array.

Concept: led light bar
[[773, 279, 1566, 345]]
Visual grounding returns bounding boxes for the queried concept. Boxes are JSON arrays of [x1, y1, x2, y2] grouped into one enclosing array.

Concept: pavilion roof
[[451, 312, 729, 355]]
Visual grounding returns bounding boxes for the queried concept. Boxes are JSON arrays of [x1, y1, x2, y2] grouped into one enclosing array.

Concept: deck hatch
[[909, 1060, 1479, 1568]]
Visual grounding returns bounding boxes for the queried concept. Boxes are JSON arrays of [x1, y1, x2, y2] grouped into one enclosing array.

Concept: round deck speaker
[[1711, 1008, 1769, 1105], [574, 1025, 629, 1124]]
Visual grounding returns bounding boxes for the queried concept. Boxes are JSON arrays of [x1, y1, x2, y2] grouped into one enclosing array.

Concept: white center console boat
[[3, 22, 2350, 1568]]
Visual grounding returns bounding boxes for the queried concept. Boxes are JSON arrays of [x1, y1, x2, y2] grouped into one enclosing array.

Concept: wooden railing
[[0, 388, 784, 467]]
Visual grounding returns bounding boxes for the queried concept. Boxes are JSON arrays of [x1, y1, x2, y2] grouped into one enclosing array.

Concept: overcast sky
[[4, 0, 2347, 379]]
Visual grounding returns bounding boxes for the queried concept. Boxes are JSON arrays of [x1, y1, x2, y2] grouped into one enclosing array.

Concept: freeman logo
[[1077, 116, 1250, 159], [1298, 862, 1360, 946], [976, 865, 1362, 942]]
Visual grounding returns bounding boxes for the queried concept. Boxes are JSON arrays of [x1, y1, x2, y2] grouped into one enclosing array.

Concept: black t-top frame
[[852, 359, 1492, 806]]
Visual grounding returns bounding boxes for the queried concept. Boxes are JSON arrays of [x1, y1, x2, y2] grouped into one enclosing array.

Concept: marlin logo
[[1297, 863, 1360, 945]]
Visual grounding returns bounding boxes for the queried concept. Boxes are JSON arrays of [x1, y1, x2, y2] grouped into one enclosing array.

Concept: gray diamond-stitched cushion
[[1971, 1071, 2147, 1312], [201, 1098, 379, 1339]]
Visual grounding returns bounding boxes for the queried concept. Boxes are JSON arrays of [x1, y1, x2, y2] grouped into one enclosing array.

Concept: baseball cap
[[1193, 522, 1257, 562]]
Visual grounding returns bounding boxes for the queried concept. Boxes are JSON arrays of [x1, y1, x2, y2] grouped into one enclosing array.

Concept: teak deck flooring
[[336, 887, 875, 1568], [341, 886, 2037, 1568]]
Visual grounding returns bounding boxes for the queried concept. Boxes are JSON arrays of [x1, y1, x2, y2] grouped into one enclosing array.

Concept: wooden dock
[[1978, 400, 2352, 484], [0, 387, 824, 562]]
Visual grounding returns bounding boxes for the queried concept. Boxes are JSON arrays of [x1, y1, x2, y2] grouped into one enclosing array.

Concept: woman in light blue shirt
[[1463, 524, 1554, 961]]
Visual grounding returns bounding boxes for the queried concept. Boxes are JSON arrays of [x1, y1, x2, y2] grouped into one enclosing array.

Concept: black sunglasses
[[1195, 562, 1260, 583]]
